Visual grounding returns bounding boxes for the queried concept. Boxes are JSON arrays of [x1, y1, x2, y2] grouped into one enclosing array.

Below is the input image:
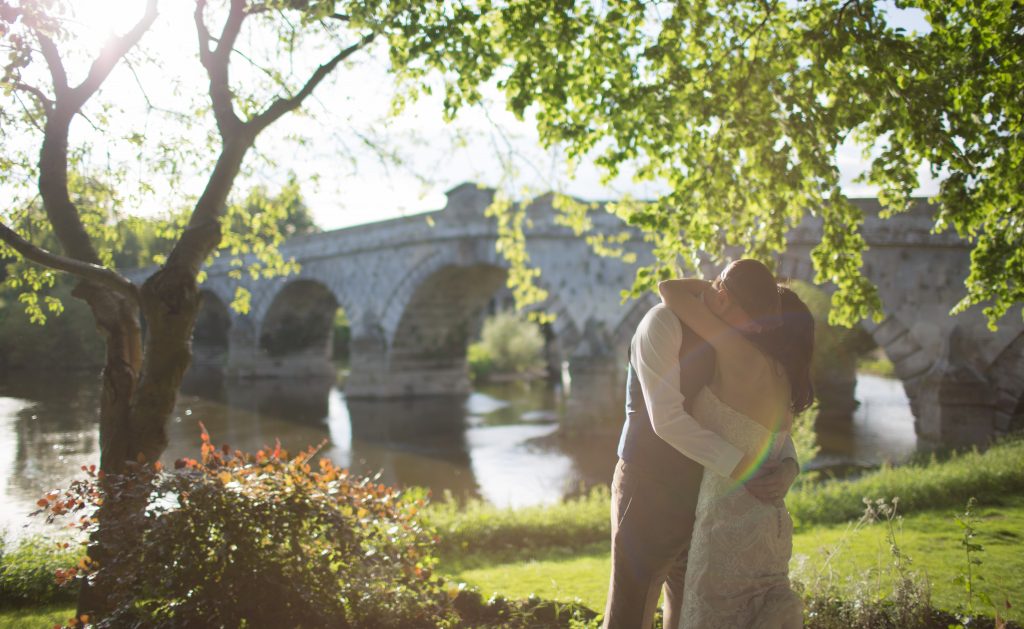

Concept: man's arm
[[632, 305, 747, 479]]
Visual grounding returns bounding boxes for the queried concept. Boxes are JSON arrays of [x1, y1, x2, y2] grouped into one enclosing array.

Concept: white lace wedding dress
[[679, 387, 803, 629]]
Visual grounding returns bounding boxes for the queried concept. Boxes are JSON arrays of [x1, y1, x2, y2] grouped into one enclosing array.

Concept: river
[[0, 368, 916, 538]]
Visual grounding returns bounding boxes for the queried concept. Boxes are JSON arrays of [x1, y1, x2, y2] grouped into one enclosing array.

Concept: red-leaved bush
[[36, 425, 453, 628]]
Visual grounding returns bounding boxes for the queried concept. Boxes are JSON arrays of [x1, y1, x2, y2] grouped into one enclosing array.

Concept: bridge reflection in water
[[171, 367, 607, 509], [0, 365, 918, 538]]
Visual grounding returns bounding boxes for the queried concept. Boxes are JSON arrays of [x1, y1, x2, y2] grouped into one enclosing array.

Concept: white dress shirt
[[630, 304, 798, 478]]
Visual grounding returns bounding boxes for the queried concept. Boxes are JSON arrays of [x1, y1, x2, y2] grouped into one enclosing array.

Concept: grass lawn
[[0, 603, 75, 628], [443, 497, 1024, 623]]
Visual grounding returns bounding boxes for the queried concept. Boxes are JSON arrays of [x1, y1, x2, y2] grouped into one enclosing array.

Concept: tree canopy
[[411, 0, 1021, 328]]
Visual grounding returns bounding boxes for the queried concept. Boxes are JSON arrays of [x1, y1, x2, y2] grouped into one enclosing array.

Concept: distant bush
[[468, 312, 544, 381], [0, 282, 104, 371], [857, 348, 896, 378], [0, 535, 80, 607], [467, 342, 495, 382]]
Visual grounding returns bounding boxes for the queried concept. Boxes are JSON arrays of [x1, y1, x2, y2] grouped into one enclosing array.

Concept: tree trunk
[[70, 281, 143, 618], [74, 264, 203, 619]]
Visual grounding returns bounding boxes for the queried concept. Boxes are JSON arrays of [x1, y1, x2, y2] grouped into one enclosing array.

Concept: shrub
[[467, 342, 495, 382], [36, 429, 455, 628], [469, 312, 545, 379]]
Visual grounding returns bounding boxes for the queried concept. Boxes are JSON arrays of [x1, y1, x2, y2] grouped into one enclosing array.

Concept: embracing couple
[[604, 259, 815, 629]]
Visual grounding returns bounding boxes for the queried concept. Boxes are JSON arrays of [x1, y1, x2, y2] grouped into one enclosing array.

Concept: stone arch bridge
[[159, 183, 1022, 448]]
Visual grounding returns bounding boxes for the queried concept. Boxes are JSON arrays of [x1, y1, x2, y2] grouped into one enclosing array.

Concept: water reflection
[[812, 374, 918, 471], [0, 368, 917, 537]]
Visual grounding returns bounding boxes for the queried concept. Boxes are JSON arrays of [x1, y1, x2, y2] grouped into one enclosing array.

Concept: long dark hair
[[747, 286, 815, 413]]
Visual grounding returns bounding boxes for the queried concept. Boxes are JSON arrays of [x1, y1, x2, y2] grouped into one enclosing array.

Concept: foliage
[[0, 281, 104, 370], [451, 587, 601, 628], [35, 431, 456, 628], [789, 281, 876, 382], [214, 174, 314, 313], [857, 349, 896, 378], [468, 312, 546, 380], [791, 404, 821, 476], [0, 536, 80, 607], [467, 341, 496, 382], [416, 0, 1024, 328], [333, 307, 351, 360], [950, 497, 1002, 627]]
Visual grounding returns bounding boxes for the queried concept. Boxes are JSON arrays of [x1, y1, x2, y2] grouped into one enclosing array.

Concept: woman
[[658, 277, 815, 628]]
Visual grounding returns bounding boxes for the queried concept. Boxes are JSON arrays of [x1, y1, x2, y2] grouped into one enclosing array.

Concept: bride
[[658, 278, 815, 629]]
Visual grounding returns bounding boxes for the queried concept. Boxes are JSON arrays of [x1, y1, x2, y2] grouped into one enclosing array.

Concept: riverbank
[[4, 438, 1021, 627]]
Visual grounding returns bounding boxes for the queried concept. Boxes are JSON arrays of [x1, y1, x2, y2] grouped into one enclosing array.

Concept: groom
[[603, 260, 800, 629]]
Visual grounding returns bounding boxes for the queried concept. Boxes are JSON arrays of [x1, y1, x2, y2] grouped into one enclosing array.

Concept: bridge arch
[[346, 242, 584, 397], [250, 279, 345, 377], [387, 263, 508, 395], [192, 290, 231, 367]]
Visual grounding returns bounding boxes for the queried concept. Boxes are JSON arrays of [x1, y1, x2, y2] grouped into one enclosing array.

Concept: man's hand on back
[[743, 458, 799, 502]]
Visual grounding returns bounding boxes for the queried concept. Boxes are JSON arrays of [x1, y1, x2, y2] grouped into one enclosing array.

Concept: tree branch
[[67, 0, 158, 111], [195, 0, 245, 138], [0, 220, 140, 303], [12, 79, 52, 110], [194, 0, 214, 65], [34, 32, 68, 97], [248, 33, 374, 134], [214, 0, 247, 60]]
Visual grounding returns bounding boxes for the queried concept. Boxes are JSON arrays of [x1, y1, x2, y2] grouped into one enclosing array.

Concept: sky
[[10, 1, 936, 232]]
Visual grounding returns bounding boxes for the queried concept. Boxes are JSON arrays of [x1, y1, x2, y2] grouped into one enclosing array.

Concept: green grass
[[426, 485, 612, 556], [0, 603, 75, 628], [441, 497, 1024, 623], [426, 437, 1024, 556], [788, 438, 1024, 525]]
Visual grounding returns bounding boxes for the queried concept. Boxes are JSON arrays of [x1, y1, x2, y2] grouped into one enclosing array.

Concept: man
[[603, 260, 801, 629]]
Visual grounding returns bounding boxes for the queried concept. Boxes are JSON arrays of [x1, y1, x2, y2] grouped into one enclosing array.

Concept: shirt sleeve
[[631, 305, 745, 478]]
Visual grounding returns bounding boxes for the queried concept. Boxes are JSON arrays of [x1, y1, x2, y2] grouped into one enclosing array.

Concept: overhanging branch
[[0, 220, 140, 303], [248, 32, 374, 133]]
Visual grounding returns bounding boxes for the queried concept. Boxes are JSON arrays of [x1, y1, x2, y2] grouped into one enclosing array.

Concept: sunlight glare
[[69, 0, 151, 46]]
